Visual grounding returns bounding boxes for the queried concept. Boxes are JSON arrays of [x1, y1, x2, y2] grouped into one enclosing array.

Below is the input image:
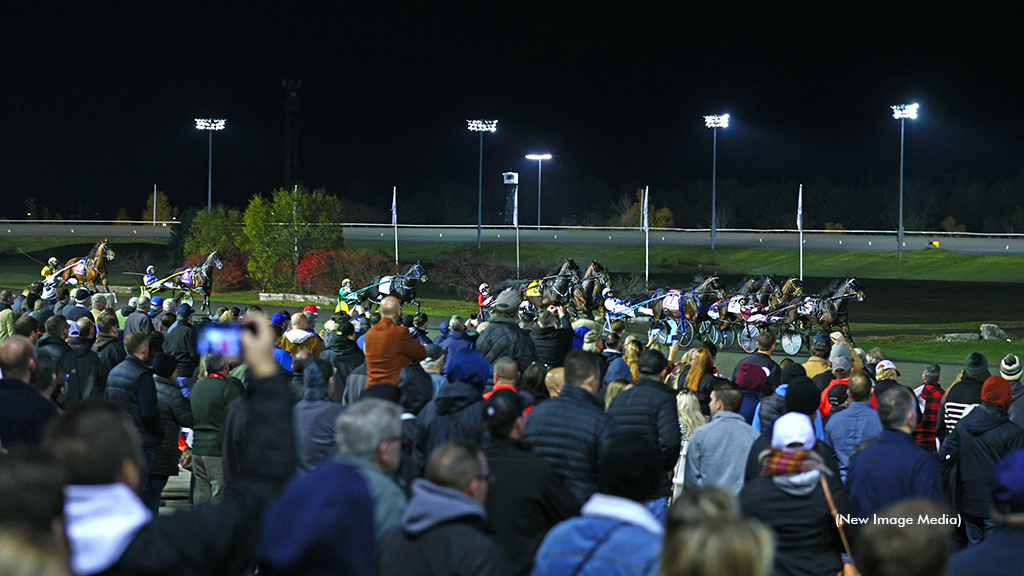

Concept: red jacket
[[364, 317, 427, 387]]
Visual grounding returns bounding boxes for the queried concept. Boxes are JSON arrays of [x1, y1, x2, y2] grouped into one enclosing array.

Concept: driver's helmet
[[48, 257, 58, 266], [342, 278, 353, 287], [146, 265, 156, 274], [479, 283, 490, 293], [602, 287, 613, 298]]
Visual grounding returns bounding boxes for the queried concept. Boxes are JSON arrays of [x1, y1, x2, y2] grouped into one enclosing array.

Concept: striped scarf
[[759, 448, 829, 477]]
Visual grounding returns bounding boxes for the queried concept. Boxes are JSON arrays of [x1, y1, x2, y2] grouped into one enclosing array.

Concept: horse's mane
[[819, 278, 845, 296], [621, 289, 660, 304], [492, 279, 522, 292]]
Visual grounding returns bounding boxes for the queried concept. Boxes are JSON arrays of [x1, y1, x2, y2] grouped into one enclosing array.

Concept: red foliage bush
[[298, 249, 394, 295]]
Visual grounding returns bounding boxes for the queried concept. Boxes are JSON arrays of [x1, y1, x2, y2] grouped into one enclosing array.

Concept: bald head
[[290, 312, 307, 330], [545, 367, 565, 398], [0, 336, 37, 383], [380, 296, 401, 320]]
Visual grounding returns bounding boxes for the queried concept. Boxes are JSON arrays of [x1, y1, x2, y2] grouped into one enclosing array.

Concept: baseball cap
[[876, 359, 900, 377], [424, 343, 444, 361], [484, 389, 526, 430], [832, 355, 853, 373], [494, 290, 520, 309], [637, 349, 668, 375], [771, 412, 816, 451]]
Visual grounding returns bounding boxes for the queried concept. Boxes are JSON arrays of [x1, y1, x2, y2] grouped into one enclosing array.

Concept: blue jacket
[[823, 401, 882, 481], [846, 429, 943, 518], [441, 330, 477, 372], [947, 524, 1024, 576], [532, 493, 662, 576], [603, 357, 632, 385]]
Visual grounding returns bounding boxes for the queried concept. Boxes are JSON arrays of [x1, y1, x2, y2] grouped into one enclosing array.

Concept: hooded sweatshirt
[[64, 483, 152, 576], [280, 328, 324, 358]]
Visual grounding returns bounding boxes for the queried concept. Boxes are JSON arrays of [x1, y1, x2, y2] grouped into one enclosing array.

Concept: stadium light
[[526, 154, 552, 229], [704, 114, 729, 249], [891, 103, 919, 258], [195, 118, 226, 213], [468, 119, 498, 247]]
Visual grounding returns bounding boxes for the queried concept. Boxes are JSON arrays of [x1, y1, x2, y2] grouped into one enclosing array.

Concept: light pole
[[704, 114, 729, 249], [195, 118, 226, 213], [468, 119, 497, 248], [525, 154, 551, 229], [891, 103, 918, 258]]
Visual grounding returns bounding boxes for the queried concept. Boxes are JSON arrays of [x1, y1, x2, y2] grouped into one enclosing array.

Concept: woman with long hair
[[682, 348, 717, 416], [671, 390, 708, 501], [622, 339, 643, 381]]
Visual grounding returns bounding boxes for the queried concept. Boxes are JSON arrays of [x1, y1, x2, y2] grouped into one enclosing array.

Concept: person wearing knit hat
[[734, 363, 768, 424], [939, 373, 1024, 546], [293, 359, 344, 473], [1000, 354, 1024, 429], [940, 352, 992, 439]]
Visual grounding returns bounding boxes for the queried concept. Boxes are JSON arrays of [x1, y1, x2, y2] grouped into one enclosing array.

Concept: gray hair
[[922, 363, 941, 384], [866, 347, 886, 364], [91, 293, 107, 306], [335, 399, 402, 461], [137, 296, 150, 310], [877, 386, 915, 430], [449, 315, 465, 332]]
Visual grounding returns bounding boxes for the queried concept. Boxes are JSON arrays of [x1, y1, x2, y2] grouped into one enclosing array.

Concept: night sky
[[4, 3, 1023, 223]]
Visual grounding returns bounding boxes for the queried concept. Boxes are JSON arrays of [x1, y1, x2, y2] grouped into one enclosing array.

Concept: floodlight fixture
[[467, 119, 498, 132], [526, 154, 552, 229], [468, 119, 498, 247], [891, 103, 919, 120], [195, 118, 226, 131], [195, 118, 227, 213], [704, 114, 730, 129]]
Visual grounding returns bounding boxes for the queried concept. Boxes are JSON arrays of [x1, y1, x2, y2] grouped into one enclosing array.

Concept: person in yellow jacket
[[41, 257, 61, 285]]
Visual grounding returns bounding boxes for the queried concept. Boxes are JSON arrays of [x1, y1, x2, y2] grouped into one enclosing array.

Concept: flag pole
[[644, 186, 650, 289], [798, 184, 804, 281], [392, 187, 398, 265], [514, 186, 520, 278]]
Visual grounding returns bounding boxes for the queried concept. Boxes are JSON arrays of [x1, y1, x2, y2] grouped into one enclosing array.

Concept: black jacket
[[106, 355, 164, 448], [0, 378, 60, 446], [95, 333, 127, 377], [153, 374, 193, 477], [416, 381, 487, 468], [521, 385, 619, 505], [476, 316, 536, 372], [100, 373, 296, 576], [68, 338, 105, 402], [164, 322, 199, 379], [483, 438, 580, 576], [37, 334, 81, 409], [606, 376, 681, 497], [939, 402, 1024, 518], [530, 316, 574, 367], [319, 333, 365, 384]]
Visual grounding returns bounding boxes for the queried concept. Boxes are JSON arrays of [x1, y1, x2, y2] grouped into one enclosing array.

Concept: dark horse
[[571, 260, 611, 320], [650, 275, 726, 325], [62, 240, 116, 293], [168, 251, 223, 313], [363, 262, 428, 313], [785, 278, 865, 344], [516, 258, 580, 310]]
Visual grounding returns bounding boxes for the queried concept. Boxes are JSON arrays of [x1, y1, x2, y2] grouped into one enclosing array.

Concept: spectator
[[13, 314, 40, 344], [279, 312, 323, 359], [335, 397, 407, 540], [607, 349, 681, 501], [846, 386, 944, 518], [148, 352, 191, 515], [824, 372, 882, 482], [1000, 353, 1024, 428], [164, 303, 199, 391], [913, 362, 944, 451], [395, 364, 435, 491], [94, 311, 126, 376], [533, 434, 664, 576], [190, 352, 246, 504], [939, 375, 1024, 544], [415, 349, 491, 466], [379, 441, 507, 576], [518, 312, 536, 333], [36, 315, 81, 409], [318, 318, 365, 386], [661, 517, 774, 576], [734, 363, 768, 424], [89, 293, 108, 324], [752, 362, 806, 437], [678, 347, 720, 416], [0, 290, 16, 343], [602, 332, 633, 385], [817, 355, 853, 417], [531, 306, 574, 367], [124, 297, 155, 335], [544, 367, 565, 398], [670, 390, 707, 501], [293, 359, 344, 472], [421, 343, 447, 398], [0, 336, 59, 446], [482, 389, 579, 576], [483, 356, 520, 399], [365, 296, 427, 386], [685, 380, 760, 495], [939, 352, 990, 439], [856, 498, 950, 576], [153, 298, 176, 332], [62, 289, 91, 323], [873, 359, 901, 401], [522, 350, 619, 504], [863, 347, 886, 377], [31, 295, 55, 327], [476, 290, 536, 372], [409, 312, 431, 346], [732, 330, 780, 392], [69, 316, 104, 402], [740, 412, 853, 576], [519, 362, 550, 401], [812, 342, 850, 391], [45, 311, 296, 576], [802, 332, 832, 378], [441, 315, 476, 369], [104, 331, 164, 510], [946, 449, 1024, 575], [603, 378, 631, 409]]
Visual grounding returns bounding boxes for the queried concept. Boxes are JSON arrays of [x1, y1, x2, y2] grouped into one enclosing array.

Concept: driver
[[143, 265, 159, 288], [41, 257, 60, 285], [336, 278, 360, 314], [478, 283, 496, 320], [602, 287, 636, 318]]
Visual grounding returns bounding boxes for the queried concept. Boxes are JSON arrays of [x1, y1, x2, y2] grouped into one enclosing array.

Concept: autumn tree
[[142, 190, 179, 223], [184, 205, 243, 256]]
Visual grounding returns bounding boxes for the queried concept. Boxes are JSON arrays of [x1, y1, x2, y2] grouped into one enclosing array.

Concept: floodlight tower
[[704, 114, 729, 249], [468, 119, 497, 248], [525, 154, 552, 229], [891, 103, 918, 258], [195, 118, 226, 213]]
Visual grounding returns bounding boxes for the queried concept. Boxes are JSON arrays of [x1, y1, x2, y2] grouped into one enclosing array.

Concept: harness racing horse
[[363, 262, 428, 313], [517, 258, 580, 311], [648, 275, 726, 347], [786, 278, 865, 345], [571, 260, 611, 320], [768, 276, 804, 308], [62, 240, 116, 293], [168, 252, 223, 313]]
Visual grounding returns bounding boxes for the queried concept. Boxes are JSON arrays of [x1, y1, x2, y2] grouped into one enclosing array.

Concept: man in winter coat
[[62, 289, 92, 323], [522, 349, 619, 505], [293, 359, 343, 472], [124, 296, 155, 335], [999, 353, 1024, 428], [415, 350, 491, 468], [164, 303, 199, 387], [606, 349, 680, 500], [0, 335, 60, 446], [440, 315, 475, 368], [190, 352, 246, 505], [365, 296, 426, 386], [148, 352, 193, 514], [46, 312, 297, 576], [105, 331, 164, 509], [36, 315, 80, 409], [68, 316, 105, 402], [94, 312, 126, 376], [482, 390, 579, 576], [686, 380, 760, 495], [531, 307, 574, 368], [476, 291, 536, 372], [379, 441, 508, 576], [939, 351, 990, 439], [823, 372, 882, 482], [939, 375, 1024, 544], [731, 330, 780, 392], [279, 312, 323, 358], [318, 319, 364, 386]]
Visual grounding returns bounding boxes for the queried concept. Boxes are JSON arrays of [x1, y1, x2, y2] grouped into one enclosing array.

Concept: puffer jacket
[[68, 338, 105, 402], [105, 355, 164, 448], [37, 334, 81, 409], [606, 377, 681, 498], [531, 316, 574, 367], [939, 402, 1024, 518], [476, 316, 536, 371], [415, 381, 487, 468], [522, 385, 620, 505], [153, 374, 193, 477], [94, 333, 127, 376]]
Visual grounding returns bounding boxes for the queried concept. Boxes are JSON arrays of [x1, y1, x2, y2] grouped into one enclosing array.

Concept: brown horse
[[768, 276, 803, 308], [786, 278, 865, 344], [168, 251, 223, 313], [571, 260, 611, 320], [646, 275, 726, 346], [515, 257, 581, 310], [61, 240, 115, 293]]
